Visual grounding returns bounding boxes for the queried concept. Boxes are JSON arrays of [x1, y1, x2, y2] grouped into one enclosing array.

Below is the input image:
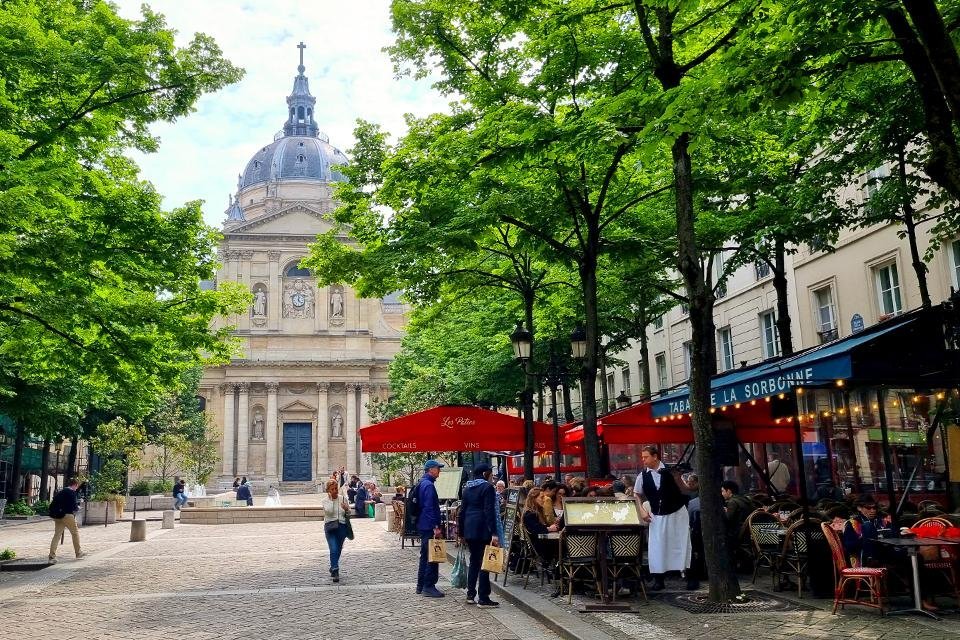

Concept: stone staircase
[[276, 481, 321, 494]]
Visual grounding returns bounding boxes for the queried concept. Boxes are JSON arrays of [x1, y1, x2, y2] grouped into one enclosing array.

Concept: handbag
[[343, 511, 354, 540], [324, 519, 340, 534], [481, 544, 505, 573], [450, 546, 467, 589], [428, 538, 447, 563]]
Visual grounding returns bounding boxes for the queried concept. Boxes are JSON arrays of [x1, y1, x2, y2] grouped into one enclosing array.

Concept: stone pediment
[[230, 203, 339, 236], [279, 399, 316, 415]]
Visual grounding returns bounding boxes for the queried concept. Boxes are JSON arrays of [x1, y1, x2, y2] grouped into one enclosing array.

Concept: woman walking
[[322, 479, 350, 582]]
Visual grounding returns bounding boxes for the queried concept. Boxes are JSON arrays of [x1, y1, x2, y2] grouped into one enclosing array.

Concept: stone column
[[359, 383, 373, 476], [237, 251, 253, 332], [268, 251, 281, 331], [236, 382, 250, 475], [316, 383, 329, 478], [220, 383, 235, 476], [346, 383, 358, 474], [265, 382, 279, 479]]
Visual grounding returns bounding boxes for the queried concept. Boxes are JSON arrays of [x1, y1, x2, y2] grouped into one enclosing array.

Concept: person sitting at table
[[522, 488, 560, 557], [540, 480, 558, 525], [553, 485, 568, 523], [843, 494, 940, 611]]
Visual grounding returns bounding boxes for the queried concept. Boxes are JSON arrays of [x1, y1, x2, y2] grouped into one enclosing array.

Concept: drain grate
[[651, 590, 814, 614]]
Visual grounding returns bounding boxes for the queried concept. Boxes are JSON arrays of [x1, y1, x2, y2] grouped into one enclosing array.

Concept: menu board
[[562, 497, 642, 528], [435, 467, 464, 500], [500, 488, 522, 573]]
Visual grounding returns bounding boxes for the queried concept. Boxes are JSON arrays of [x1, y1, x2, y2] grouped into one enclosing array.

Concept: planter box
[[150, 497, 176, 510], [83, 501, 118, 525], [124, 496, 152, 511]]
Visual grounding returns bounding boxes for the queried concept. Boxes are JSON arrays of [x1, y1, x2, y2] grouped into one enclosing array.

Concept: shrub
[[0, 548, 15, 561], [3, 500, 35, 516], [152, 479, 173, 494], [129, 479, 152, 496], [31, 500, 50, 515]]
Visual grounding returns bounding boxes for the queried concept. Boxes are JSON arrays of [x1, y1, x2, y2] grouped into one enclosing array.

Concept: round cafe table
[[876, 536, 959, 620]]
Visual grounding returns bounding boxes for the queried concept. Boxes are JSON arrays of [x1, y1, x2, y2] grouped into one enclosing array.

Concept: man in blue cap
[[458, 462, 502, 607], [416, 459, 445, 597]]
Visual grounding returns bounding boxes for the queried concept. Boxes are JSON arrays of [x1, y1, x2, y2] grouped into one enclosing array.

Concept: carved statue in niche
[[252, 409, 265, 440], [282, 278, 315, 319], [331, 410, 344, 439], [329, 285, 345, 325], [251, 285, 268, 327]]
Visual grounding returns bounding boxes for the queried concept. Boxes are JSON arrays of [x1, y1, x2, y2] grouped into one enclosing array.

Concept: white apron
[[647, 505, 692, 574]]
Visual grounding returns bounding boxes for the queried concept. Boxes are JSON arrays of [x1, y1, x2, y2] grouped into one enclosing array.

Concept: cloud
[[112, 0, 450, 227]]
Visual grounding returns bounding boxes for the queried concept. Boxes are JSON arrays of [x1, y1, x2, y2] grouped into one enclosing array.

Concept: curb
[[442, 545, 618, 640]]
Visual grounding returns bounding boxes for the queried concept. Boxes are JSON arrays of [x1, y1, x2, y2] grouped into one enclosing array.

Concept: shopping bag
[[450, 547, 467, 589], [428, 538, 447, 563], [481, 544, 505, 573]]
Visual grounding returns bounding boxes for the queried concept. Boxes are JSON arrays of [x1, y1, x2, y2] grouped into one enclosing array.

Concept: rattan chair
[[821, 522, 887, 615], [607, 533, 648, 603], [748, 509, 782, 587], [778, 518, 825, 597], [913, 516, 960, 606], [558, 531, 600, 604], [518, 525, 554, 590]]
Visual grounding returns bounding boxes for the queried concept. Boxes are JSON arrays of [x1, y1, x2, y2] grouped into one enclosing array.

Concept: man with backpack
[[48, 478, 84, 563], [413, 459, 445, 597]]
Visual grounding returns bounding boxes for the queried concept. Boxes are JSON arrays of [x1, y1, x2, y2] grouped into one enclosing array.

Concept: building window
[[713, 252, 727, 299], [683, 341, 693, 379], [755, 261, 771, 280], [874, 262, 902, 318], [950, 239, 960, 289], [637, 360, 645, 395], [680, 302, 689, 316], [285, 263, 312, 277], [653, 315, 663, 330], [814, 286, 838, 343], [718, 327, 734, 372], [655, 353, 668, 389], [606, 372, 615, 402], [760, 310, 781, 359], [864, 165, 890, 203], [621, 367, 631, 397]]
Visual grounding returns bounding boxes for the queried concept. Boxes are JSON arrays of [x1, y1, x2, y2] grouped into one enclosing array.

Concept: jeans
[[466, 538, 491, 601], [325, 522, 347, 571], [417, 530, 439, 590], [174, 494, 188, 509]]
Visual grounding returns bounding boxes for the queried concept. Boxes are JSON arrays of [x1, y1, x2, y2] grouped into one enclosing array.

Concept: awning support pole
[[876, 388, 898, 523]]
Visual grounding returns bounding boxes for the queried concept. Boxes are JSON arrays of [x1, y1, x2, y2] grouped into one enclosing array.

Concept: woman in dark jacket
[[354, 482, 369, 517], [521, 488, 559, 563]]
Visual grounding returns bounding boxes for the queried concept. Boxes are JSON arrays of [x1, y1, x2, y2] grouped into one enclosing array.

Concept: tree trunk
[[773, 236, 794, 356], [884, 7, 960, 201], [537, 387, 544, 422], [901, 0, 960, 122], [6, 421, 25, 502], [522, 290, 536, 480], [897, 143, 932, 308], [579, 252, 602, 479], [561, 381, 575, 423], [66, 436, 79, 478], [598, 348, 610, 415], [673, 133, 741, 602], [39, 438, 51, 502], [639, 322, 652, 399]]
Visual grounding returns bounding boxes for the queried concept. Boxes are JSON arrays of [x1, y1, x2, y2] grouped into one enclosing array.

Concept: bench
[[179, 505, 325, 525]]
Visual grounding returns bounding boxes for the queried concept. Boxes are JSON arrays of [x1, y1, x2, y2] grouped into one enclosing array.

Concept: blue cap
[[424, 459, 445, 471]]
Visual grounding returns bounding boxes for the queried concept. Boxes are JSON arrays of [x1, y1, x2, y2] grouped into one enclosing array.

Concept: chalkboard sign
[[500, 488, 521, 575]]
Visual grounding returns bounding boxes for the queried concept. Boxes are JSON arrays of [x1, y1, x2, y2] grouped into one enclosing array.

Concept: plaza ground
[[1, 501, 959, 640]]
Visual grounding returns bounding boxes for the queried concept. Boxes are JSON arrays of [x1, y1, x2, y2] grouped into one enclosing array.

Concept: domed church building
[[200, 45, 407, 488]]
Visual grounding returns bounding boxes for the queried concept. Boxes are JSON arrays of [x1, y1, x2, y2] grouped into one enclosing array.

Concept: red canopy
[[564, 399, 796, 445], [359, 405, 579, 453]]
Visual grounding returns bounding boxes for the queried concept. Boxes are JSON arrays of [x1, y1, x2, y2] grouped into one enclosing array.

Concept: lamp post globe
[[510, 322, 533, 361], [616, 389, 630, 409], [570, 325, 587, 360]]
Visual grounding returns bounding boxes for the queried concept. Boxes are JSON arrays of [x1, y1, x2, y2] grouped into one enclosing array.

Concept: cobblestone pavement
[[0, 515, 559, 640], [507, 568, 960, 640]]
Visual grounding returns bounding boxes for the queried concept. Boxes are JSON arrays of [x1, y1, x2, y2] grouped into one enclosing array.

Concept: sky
[[112, 1, 450, 227]]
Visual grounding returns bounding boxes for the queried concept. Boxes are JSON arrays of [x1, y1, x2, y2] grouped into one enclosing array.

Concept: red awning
[[359, 405, 579, 453], [563, 399, 796, 445]]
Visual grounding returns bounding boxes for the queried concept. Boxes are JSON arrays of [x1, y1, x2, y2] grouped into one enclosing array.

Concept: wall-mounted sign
[[851, 313, 864, 334]]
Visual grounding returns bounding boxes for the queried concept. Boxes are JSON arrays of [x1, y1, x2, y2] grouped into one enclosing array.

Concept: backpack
[[48, 494, 65, 519], [406, 483, 423, 521]]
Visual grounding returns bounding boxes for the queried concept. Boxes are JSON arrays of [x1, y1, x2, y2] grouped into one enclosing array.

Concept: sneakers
[[465, 596, 476, 605], [476, 599, 499, 608], [76, 552, 86, 559], [416, 587, 423, 594], [47, 556, 57, 564], [422, 586, 445, 598]]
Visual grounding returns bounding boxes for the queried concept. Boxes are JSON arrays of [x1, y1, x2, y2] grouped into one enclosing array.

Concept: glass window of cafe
[[736, 388, 953, 505]]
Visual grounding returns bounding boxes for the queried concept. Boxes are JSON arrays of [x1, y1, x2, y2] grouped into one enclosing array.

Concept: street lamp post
[[510, 324, 585, 482]]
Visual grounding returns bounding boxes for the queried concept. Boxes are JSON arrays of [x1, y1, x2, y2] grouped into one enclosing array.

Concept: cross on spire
[[297, 41, 306, 73]]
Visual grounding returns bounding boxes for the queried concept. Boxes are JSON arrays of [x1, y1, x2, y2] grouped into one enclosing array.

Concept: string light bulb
[[836, 379, 845, 387]]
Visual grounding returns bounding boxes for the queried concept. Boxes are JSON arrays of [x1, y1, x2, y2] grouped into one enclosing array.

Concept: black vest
[[641, 467, 687, 516]]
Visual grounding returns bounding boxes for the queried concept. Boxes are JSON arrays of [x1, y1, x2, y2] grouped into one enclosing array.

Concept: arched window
[[285, 262, 311, 277], [297, 106, 305, 121], [297, 154, 305, 163]]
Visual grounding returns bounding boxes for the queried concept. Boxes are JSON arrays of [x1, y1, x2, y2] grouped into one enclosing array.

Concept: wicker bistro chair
[[558, 530, 601, 604], [912, 517, 960, 606], [820, 522, 887, 615], [518, 525, 555, 590], [748, 509, 783, 587], [607, 533, 648, 603], [778, 518, 825, 597]]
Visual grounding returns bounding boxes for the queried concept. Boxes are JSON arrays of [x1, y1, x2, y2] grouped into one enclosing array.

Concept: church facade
[[199, 48, 406, 486]]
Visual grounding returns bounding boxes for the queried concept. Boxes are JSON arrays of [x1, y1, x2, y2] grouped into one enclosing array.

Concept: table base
[[580, 602, 636, 612], [887, 607, 941, 620]]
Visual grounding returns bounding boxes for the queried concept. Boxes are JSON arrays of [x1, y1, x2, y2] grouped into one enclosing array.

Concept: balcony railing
[[817, 327, 839, 343]]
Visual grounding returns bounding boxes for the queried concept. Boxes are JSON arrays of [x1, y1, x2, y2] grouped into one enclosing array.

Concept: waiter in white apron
[[634, 445, 692, 591]]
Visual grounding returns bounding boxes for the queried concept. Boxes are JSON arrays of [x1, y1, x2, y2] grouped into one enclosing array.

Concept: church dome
[[238, 42, 348, 191], [241, 135, 348, 188]]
